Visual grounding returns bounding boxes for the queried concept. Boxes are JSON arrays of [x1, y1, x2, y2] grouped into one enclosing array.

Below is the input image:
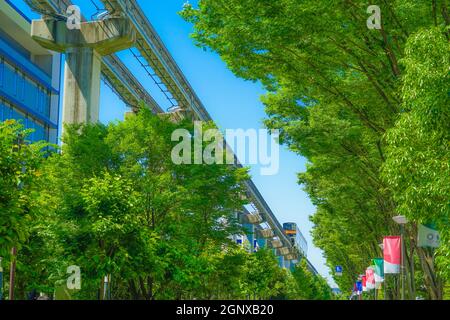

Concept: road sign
[[335, 266, 343, 276]]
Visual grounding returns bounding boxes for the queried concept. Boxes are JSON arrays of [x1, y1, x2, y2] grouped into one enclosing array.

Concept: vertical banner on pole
[[383, 236, 401, 274], [366, 267, 376, 290], [356, 280, 363, 295], [372, 258, 384, 288], [362, 275, 367, 292], [418, 224, 440, 248]]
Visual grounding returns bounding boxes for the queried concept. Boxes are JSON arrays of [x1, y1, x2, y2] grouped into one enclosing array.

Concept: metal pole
[[103, 275, 110, 300], [107, 274, 111, 300], [400, 225, 405, 300], [410, 238, 416, 299], [9, 247, 17, 300]]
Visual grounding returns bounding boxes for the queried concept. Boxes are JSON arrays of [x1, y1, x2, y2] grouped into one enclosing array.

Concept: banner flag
[[372, 258, 384, 288], [356, 281, 363, 294], [366, 267, 375, 290], [383, 236, 401, 274], [362, 275, 367, 292], [418, 224, 440, 248]]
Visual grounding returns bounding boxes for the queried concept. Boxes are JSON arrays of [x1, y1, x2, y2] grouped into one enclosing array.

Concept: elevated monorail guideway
[[26, 0, 162, 114], [25, 0, 70, 19], [99, 0, 294, 252], [100, 0, 211, 120], [102, 55, 161, 113]]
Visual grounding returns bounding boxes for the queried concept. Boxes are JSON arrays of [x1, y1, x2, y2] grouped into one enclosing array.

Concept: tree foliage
[[1, 110, 329, 300], [0, 120, 49, 256], [181, 0, 449, 299]]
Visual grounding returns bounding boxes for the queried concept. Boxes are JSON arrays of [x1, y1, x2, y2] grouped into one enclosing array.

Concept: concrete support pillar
[[63, 47, 101, 124], [243, 223, 255, 253], [284, 259, 291, 269], [31, 18, 135, 134], [257, 238, 267, 249], [278, 255, 284, 268]]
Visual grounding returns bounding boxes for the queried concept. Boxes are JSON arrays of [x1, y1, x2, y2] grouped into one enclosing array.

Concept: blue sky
[[16, 0, 335, 286]]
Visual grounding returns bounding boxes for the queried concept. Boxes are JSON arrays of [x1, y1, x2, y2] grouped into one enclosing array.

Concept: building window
[[0, 58, 4, 88], [13, 69, 18, 97], [44, 89, 51, 117], [16, 73, 24, 101], [37, 86, 44, 114], [21, 74, 26, 101]]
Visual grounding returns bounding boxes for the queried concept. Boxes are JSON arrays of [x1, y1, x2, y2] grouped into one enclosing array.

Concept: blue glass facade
[[0, 2, 60, 144]]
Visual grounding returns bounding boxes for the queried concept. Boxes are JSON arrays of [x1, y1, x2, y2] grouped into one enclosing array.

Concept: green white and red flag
[[372, 258, 384, 288]]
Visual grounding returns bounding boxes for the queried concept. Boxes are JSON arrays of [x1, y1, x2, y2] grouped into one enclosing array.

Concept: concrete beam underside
[[31, 18, 135, 127]]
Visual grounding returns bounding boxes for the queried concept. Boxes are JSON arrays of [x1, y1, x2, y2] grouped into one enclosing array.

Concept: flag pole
[[400, 225, 405, 300], [393, 216, 408, 300]]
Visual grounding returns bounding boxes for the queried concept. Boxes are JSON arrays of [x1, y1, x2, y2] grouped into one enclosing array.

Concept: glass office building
[[0, 0, 61, 144]]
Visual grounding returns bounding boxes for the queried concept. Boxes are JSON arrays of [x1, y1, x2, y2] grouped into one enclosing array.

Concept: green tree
[[292, 260, 332, 300], [181, 0, 449, 299], [0, 120, 50, 298], [105, 110, 249, 299], [16, 108, 255, 300], [381, 27, 449, 299], [0, 120, 49, 256]]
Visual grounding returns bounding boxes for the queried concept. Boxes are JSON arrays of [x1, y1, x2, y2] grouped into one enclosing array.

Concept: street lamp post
[[392, 215, 408, 301], [378, 243, 385, 300], [400, 224, 405, 301], [103, 275, 111, 300]]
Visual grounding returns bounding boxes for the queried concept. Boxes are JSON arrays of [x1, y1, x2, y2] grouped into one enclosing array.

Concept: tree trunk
[[416, 247, 442, 300], [128, 280, 141, 300]]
